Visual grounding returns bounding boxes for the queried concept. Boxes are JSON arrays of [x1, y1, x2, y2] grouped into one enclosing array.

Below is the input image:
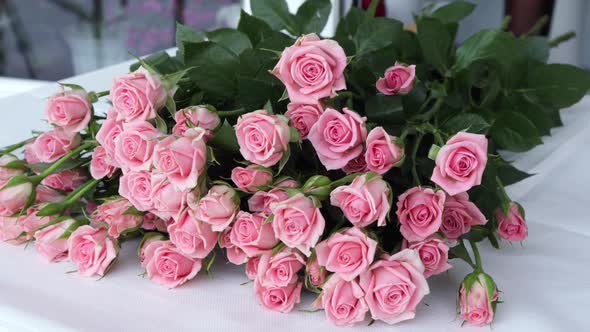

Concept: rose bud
[[248, 188, 289, 215], [152, 134, 207, 191], [285, 102, 323, 139], [306, 255, 327, 288], [34, 217, 77, 262], [142, 239, 202, 288], [313, 275, 368, 326], [220, 225, 248, 265], [95, 109, 123, 167], [150, 173, 188, 221], [230, 211, 277, 257], [275, 178, 299, 188], [359, 249, 430, 324], [173, 105, 220, 139], [396, 186, 446, 242], [441, 192, 487, 240], [90, 146, 116, 179], [35, 185, 66, 204], [114, 121, 160, 173], [31, 128, 81, 163], [459, 272, 499, 326], [365, 127, 404, 174], [68, 225, 119, 277], [118, 170, 153, 211], [271, 193, 325, 256], [230, 165, 273, 193], [110, 66, 169, 122], [141, 212, 169, 232], [302, 175, 332, 200], [194, 185, 239, 232], [342, 153, 368, 174], [0, 154, 24, 180], [496, 203, 527, 242], [0, 216, 27, 244], [167, 208, 218, 259], [91, 198, 143, 238], [257, 248, 305, 287], [235, 110, 290, 167], [376, 62, 416, 95], [272, 33, 346, 104], [315, 227, 377, 281], [245, 256, 262, 280], [41, 169, 87, 193], [330, 173, 391, 228], [402, 236, 452, 278], [431, 132, 488, 196], [254, 278, 303, 313], [0, 177, 34, 217], [21, 206, 56, 238], [45, 89, 91, 133], [24, 142, 41, 166]]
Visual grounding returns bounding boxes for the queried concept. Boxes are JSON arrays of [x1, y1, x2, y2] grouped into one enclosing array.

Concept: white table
[[0, 61, 589, 332]]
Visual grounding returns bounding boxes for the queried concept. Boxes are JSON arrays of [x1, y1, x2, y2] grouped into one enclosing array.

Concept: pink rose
[[441, 192, 486, 240], [138, 233, 166, 267], [248, 188, 289, 215], [21, 206, 55, 237], [34, 218, 76, 262], [110, 67, 168, 122], [235, 110, 290, 167], [193, 185, 238, 232], [275, 178, 299, 188], [254, 278, 302, 313], [0, 155, 24, 180], [24, 143, 41, 166], [68, 226, 119, 277], [173, 105, 220, 139], [143, 239, 202, 288], [95, 109, 124, 167], [396, 187, 446, 242], [431, 132, 488, 196], [271, 193, 325, 256], [313, 275, 368, 326], [359, 249, 430, 324], [90, 146, 116, 179], [342, 153, 368, 174], [118, 170, 153, 211], [152, 135, 206, 191], [402, 236, 452, 278], [308, 108, 367, 170], [41, 169, 87, 192], [496, 203, 527, 242], [150, 173, 188, 221], [306, 256, 327, 287], [231, 165, 273, 193], [230, 211, 277, 257], [35, 185, 65, 204], [0, 179, 33, 217], [92, 198, 142, 238], [330, 173, 391, 228], [168, 208, 218, 259], [376, 62, 416, 95], [459, 273, 499, 326], [114, 121, 160, 172], [246, 256, 261, 280], [285, 102, 323, 139], [315, 227, 377, 281], [365, 127, 404, 174], [32, 128, 81, 163], [220, 225, 248, 265], [45, 89, 91, 133], [0, 216, 26, 244], [257, 249, 305, 287], [141, 212, 169, 232], [272, 33, 347, 104]]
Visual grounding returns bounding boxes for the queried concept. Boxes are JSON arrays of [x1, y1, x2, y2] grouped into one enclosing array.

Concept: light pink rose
[[313, 275, 368, 326], [459, 273, 499, 326], [90, 146, 116, 179], [24, 143, 41, 166], [34, 218, 76, 262], [254, 278, 303, 313], [110, 67, 168, 122], [35, 185, 65, 204], [150, 173, 188, 221], [231, 165, 273, 193], [32, 128, 81, 163], [306, 256, 327, 287], [403, 236, 452, 278], [41, 169, 87, 193], [118, 170, 153, 211], [343, 153, 368, 174], [0, 179, 33, 217], [114, 121, 160, 172], [431, 132, 488, 196], [308, 108, 367, 170], [248, 188, 289, 215], [235, 110, 290, 167], [95, 109, 124, 167], [496, 203, 527, 242], [0, 155, 24, 180], [275, 178, 299, 188], [441, 192, 486, 240], [246, 255, 261, 280], [143, 239, 202, 288], [396, 187, 446, 242], [330, 174, 391, 228], [365, 127, 404, 174], [68, 226, 119, 277], [285, 102, 323, 139], [168, 208, 218, 259], [152, 135, 206, 191], [91, 198, 142, 238], [193, 185, 238, 232], [230, 211, 277, 257], [141, 212, 169, 232], [173, 106, 220, 139], [271, 193, 325, 256], [272, 33, 347, 104], [45, 89, 91, 133], [359, 249, 430, 324], [376, 62, 416, 95], [257, 249, 305, 287], [0, 216, 26, 244], [220, 225, 248, 265], [138, 233, 166, 267], [21, 206, 55, 237], [315, 227, 377, 281]]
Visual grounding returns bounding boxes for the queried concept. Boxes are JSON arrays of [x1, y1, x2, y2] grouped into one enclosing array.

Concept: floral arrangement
[[1, 0, 589, 327]]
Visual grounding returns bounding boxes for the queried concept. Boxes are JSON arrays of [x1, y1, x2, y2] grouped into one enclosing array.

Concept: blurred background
[[0, 0, 588, 83]]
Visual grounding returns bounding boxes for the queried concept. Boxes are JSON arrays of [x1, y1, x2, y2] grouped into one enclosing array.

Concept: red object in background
[[362, 0, 386, 17]]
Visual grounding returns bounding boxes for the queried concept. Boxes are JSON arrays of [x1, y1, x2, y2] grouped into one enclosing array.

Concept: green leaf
[[416, 17, 452, 71], [176, 23, 205, 60], [29, 159, 86, 174], [449, 242, 474, 267], [295, 0, 332, 34], [205, 29, 252, 56], [209, 120, 239, 152], [354, 17, 403, 56], [58, 83, 84, 91], [490, 157, 533, 186], [519, 36, 549, 63], [237, 10, 273, 46], [183, 41, 239, 98], [154, 115, 168, 134], [364, 95, 405, 124], [442, 113, 490, 134], [251, 0, 298, 34], [526, 63, 590, 109], [278, 145, 291, 175], [129, 51, 183, 74], [489, 111, 542, 152], [430, 1, 476, 23], [454, 30, 518, 74]]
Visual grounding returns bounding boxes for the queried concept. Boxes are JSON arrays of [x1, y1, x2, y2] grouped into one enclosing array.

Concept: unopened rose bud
[[496, 203, 527, 242], [458, 272, 499, 327], [302, 175, 331, 189], [0, 176, 34, 216]]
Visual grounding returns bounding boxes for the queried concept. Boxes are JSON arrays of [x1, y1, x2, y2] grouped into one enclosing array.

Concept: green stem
[[500, 15, 512, 31], [522, 15, 548, 37], [411, 133, 424, 186], [217, 108, 247, 117], [548, 31, 576, 48], [32, 142, 94, 184], [366, 0, 381, 18], [459, 239, 477, 269], [95, 90, 109, 98], [64, 179, 99, 205], [418, 97, 445, 121], [469, 240, 483, 271], [330, 173, 361, 187], [0, 138, 34, 156]]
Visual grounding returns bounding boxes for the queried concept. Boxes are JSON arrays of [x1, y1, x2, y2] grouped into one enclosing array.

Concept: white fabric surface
[[0, 60, 589, 332]]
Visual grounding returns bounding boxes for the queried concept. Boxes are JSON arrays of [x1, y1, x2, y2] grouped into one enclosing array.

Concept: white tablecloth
[[0, 61, 589, 332]]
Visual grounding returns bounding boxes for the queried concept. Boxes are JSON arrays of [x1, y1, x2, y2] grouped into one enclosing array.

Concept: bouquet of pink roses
[[1, 0, 589, 327]]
